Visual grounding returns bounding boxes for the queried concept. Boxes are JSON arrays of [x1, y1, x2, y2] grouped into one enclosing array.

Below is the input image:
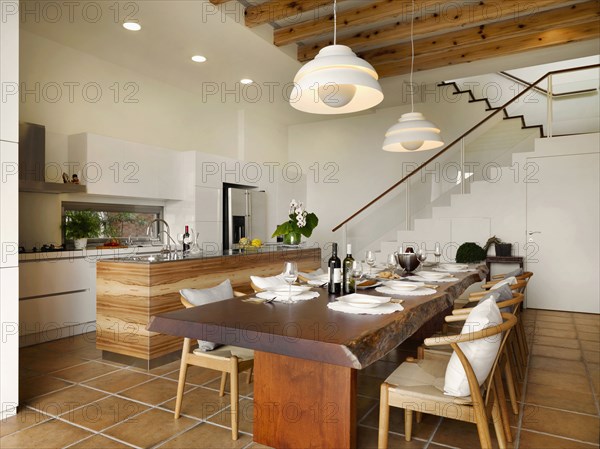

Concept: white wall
[[0, 0, 20, 420], [288, 84, 487, 259], [19, 29, 292, 251]]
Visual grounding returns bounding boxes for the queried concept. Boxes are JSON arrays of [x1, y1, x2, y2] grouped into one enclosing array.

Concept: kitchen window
[[61, 202, 164, 246]]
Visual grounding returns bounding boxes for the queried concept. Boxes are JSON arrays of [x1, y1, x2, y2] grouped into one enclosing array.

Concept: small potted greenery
[[63, 210, 102, 249], [272, 199, 318, 245], [485, 235, 512, 257], [455, 242, 487, 263]]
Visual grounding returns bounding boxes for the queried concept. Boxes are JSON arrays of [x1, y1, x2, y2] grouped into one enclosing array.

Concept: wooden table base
[[253, 351, 357, 449]]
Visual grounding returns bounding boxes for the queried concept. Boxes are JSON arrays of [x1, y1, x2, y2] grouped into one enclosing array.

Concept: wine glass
[[416, 248, 427, 270], [282, 261, 298, 303], [434, 243, 442, 264], [365, 250, 376, 276], [176, 234, 185, 253], [387, 253, 397, 271], [351, 260, 363, 290]]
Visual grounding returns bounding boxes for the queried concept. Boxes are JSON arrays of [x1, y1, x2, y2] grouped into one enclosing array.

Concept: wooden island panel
[[96, 248, 321, 365]]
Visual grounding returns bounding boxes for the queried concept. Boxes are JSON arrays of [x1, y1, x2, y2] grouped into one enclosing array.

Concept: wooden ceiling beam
[[372, 22, 599, 78], [277, 0, 412, 46], [360, 2, 600, 65], [295, 0, 589, 61], [245, 0, 343, 28]]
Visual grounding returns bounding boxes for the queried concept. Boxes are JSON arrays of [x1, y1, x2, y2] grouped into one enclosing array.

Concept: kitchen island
[[96, 245, 321, 368]]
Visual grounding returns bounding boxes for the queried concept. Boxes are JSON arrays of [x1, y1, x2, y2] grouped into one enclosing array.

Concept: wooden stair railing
[[332, 63, 600, 233]]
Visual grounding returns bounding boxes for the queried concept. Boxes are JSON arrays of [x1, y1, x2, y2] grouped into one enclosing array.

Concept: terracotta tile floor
[[2, 309, 598, 448]]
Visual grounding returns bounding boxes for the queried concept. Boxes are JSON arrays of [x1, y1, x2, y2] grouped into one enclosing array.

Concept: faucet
[[146, 218, 174, 252]]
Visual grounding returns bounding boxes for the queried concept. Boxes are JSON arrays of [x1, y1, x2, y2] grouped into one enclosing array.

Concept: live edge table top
[[147, 266, 487, 369]]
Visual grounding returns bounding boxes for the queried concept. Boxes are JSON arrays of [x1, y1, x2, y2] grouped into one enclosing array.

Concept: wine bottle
[[342, 244, 355, 294], [328, 243, 342, 295], [183, 225, 191, 252]]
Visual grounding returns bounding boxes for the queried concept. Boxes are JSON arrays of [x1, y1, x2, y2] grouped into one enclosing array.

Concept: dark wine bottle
[[342, 244, 355, 294], [328, 243, 342, 295], [183, 225, 191, 252]]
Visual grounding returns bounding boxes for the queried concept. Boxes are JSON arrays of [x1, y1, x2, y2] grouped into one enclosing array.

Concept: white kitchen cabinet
[[19, 258, 96, 345], [68, 133, 184, 200], [0, 0, 19, 143], [0, 141, 18, 268], [0, 266, 19, 418]]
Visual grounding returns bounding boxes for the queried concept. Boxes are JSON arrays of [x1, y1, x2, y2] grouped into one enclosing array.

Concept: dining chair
[[378, 301, 517, 449], [174, 281, 254, 440]]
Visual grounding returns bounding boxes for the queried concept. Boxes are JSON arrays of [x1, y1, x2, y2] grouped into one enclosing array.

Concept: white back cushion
[[180, 279, 234, 351], [444, 298, 503, 397], [491, 276, 517, 290], [250, 275, 287, 290]]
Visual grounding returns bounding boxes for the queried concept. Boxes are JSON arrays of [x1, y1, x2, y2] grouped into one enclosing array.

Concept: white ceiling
[[20, 0, 600, 125]]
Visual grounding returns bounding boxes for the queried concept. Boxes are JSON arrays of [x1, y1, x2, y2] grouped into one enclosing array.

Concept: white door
[[526, 152, 600, 313]]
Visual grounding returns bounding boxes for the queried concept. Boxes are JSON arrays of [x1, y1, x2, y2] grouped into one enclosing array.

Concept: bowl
[[339, 294, 390, 308], [418, 271, 449, 280], [439, 263, 468, 271], [384, 281, 424, 291], [395, 252, 421, 272]]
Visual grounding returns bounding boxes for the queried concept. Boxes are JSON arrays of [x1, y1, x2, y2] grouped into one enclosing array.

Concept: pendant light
[[290, 0, 383, 114], [383, 0, 444, 152]]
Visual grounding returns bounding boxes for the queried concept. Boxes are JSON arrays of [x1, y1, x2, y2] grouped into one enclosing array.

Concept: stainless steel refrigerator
[[225, 187, 267, 249]]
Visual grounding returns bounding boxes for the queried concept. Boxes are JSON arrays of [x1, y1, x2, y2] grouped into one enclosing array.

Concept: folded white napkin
[[251, 275, 288, 290], [298, 268, 325, 279], [256, 291, 320, 303], [328, 301, 404, 315]]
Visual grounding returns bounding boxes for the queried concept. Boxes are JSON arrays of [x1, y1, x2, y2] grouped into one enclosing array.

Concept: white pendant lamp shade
[[290, 45, 384, 114], [383, 112, 444, 152]]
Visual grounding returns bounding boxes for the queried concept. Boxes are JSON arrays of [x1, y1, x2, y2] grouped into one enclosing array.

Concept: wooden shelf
[[19, 180, 86, 194]]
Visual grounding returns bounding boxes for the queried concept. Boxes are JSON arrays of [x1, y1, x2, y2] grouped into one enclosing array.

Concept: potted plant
[[455, 242, 487, 263], [272, 199, 318, 245], [63, 210, 102, 249], [485, 235, 512, 257]]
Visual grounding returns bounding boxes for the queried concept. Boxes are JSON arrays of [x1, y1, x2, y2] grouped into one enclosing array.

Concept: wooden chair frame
[[175, 291, 254, 440], [379, 312, 517, 449]]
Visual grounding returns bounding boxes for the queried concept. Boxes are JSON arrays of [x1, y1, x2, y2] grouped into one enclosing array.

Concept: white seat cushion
[[180, 279, 234, 351], [386, 358, 473, 405], [444, 298, 503, 397]]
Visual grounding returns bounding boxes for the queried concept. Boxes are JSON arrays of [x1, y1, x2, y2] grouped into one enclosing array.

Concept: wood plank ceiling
[[210, 0, 600, 79]]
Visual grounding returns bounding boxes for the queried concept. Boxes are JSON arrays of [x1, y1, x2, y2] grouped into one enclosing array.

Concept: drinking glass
[[176, 234, 185, 252], [351, 260, 363, 290], [434, 243, 442, 264], [282, 261, 298, 302], [387, 253, 397, 271], [365, 251, 376, 276], [416, 248, 427, 270]]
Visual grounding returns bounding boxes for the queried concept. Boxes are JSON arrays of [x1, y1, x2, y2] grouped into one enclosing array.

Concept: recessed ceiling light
[[191, 55, 207, 63], [123, 22, 141, 31], [240, 79, 253, 85]]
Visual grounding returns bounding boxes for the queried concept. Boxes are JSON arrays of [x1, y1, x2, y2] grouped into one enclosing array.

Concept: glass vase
[[283, 232, 302, 246]]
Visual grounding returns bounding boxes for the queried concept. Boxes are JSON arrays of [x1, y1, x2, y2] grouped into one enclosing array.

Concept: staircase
[[335, 64, 599, 265], [375, 81, 543, 264]]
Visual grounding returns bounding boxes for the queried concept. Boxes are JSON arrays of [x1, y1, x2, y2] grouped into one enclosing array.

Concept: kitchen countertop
[[102, 243, 318, 264]]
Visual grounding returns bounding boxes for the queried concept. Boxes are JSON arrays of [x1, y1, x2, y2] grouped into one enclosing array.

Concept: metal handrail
[[332, 64, 600, 232], [499, 71, 597, 98]]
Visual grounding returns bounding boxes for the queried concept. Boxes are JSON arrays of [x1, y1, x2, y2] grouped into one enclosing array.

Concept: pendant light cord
[[333, 0, 337, 45], [410, 0, 415, 112]]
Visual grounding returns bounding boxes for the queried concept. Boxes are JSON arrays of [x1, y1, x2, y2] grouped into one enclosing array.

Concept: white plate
[[268, 285, 312, 295], [338, 293, 391, 308], [418, 271, 450, 280], [356, 281, 382, 289], [438, 264, 469, 271], [384, 281, 425, 291]]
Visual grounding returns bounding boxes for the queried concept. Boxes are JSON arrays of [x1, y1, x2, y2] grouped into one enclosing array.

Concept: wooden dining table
[[146, 266, 487, 448]]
